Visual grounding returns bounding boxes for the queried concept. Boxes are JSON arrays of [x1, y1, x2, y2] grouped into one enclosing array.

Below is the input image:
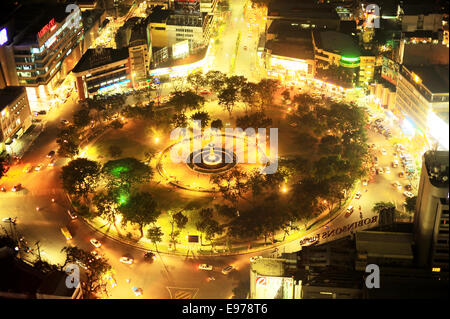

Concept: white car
[[250, 256, 262, 263], [119, 257, 133, 264], [90, 239, 101, 248], [384, 166, 390, 173], [393, 181, 402, 190], [34, 164, 43, 171], [403, 191, 414, 198], [381, 148, 387, 155], [198, 264, 213, 271], [222, 265, 235, 275], [355, 192, 361, 199], [362, 179, 368, 186]]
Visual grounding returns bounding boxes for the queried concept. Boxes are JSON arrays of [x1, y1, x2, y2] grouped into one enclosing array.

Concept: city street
[[0, 0, 422, 300]]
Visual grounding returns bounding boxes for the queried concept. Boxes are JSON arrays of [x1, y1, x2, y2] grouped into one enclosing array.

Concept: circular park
[[59, 71, 369, 256]]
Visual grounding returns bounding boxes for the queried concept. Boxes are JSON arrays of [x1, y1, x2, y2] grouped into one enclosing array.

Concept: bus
[[61, 227, 72, 240]]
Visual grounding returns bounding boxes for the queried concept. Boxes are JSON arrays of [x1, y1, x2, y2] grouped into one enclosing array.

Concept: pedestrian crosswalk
[[167, 287, 198, 299]]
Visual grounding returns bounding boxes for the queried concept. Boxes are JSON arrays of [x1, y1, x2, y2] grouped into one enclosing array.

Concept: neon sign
[[38, 18, 56, 39], [0, 27, 8, 46]]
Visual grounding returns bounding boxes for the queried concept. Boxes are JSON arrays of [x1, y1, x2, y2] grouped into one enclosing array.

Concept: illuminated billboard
[[174, 0, 200, 15], [0, 27, 8, 46], [254, 276, 294, 299], [172, 40, 189, 59]]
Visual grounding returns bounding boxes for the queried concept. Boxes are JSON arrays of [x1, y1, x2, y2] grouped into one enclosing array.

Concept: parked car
[[399, 171, 405, 178], [384, 166, 390, 173], [222, 265, 235, 275], [11, 184, 22, 192], [199, 264, 213, 271], [405, 184, 413, 191], [403, 191, 414, 198]]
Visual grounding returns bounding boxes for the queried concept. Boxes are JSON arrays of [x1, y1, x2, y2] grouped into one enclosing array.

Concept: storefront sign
[[38, 18, 56, 39], [300, 215, 379, 246]]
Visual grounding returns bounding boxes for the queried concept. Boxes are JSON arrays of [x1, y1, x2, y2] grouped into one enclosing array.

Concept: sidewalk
[[9, 122, 45, 160]]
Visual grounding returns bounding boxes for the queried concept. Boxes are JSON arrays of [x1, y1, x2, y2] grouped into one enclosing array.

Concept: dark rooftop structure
[[72, 48, 130, 74], [6, 2, 70, 46], [146, 5, 172, 23], [313, 31, 360, 57], [0, 247, 44, 298], [268, 0, 339, 20], [406, 65, 450, 94], [266, 39, 314, 60], [0, 86, 26, 112]]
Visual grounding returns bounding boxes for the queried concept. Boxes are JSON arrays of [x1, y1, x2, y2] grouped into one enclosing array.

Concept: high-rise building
[[0, 2, 83, 109], [414, 150, 449, 271], [0, 86, 32, 154]]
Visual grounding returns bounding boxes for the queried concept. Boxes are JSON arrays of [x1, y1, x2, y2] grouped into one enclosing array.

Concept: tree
[[236, 112, 272, 129], [171, 113, 188, 128], [61, 158, 101, 200], [61, 246, 111, 299], [108, 145, 123, 158], [218, 86, 239, 117], [168, 210, 183, 251], [93, 190, 121, 231], [120, 192, 160, 238], [195, 208, 223, 249], [205, 70, 227, 92], [281, 89, 290, 101], [240, 82, 260, 112], [190, 111, 211, 128], [372, 201, 396, 226], [173, 211, 188, 230], [102, 157, 153, 190], [226, 75, 247, 91], [256, 79, 280, 107], [168, 91, 205, 113], [210, 119, 224, 130], [56, 125, 80, 158], [405, 196, 417, 213], [147, 226, 164, 251], [187, 71, 207, 93], [73, 108, 91, 128]]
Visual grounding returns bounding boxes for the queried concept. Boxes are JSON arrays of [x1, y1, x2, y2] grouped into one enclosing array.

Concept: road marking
[[166, 287, 198, 299]]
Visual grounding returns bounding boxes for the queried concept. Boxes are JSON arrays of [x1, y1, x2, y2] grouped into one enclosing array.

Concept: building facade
[[414, 151, 449, 271], [394, 64, 449, 149], [72, 48, 131, 100], [0, 86, 32, 153]]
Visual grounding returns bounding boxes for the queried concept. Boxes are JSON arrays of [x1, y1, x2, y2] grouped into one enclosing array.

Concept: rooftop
[[266, 39, 314, 60], [406, 64, 450, 94], [356, 231, 414, 260], [268, 0, 339, 20], [313, 31, 360, 57], [0, 86, 26, 112], [72, 47, 129, 74], [147, 5, 172, 23], [6, 3, 71, 46]]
